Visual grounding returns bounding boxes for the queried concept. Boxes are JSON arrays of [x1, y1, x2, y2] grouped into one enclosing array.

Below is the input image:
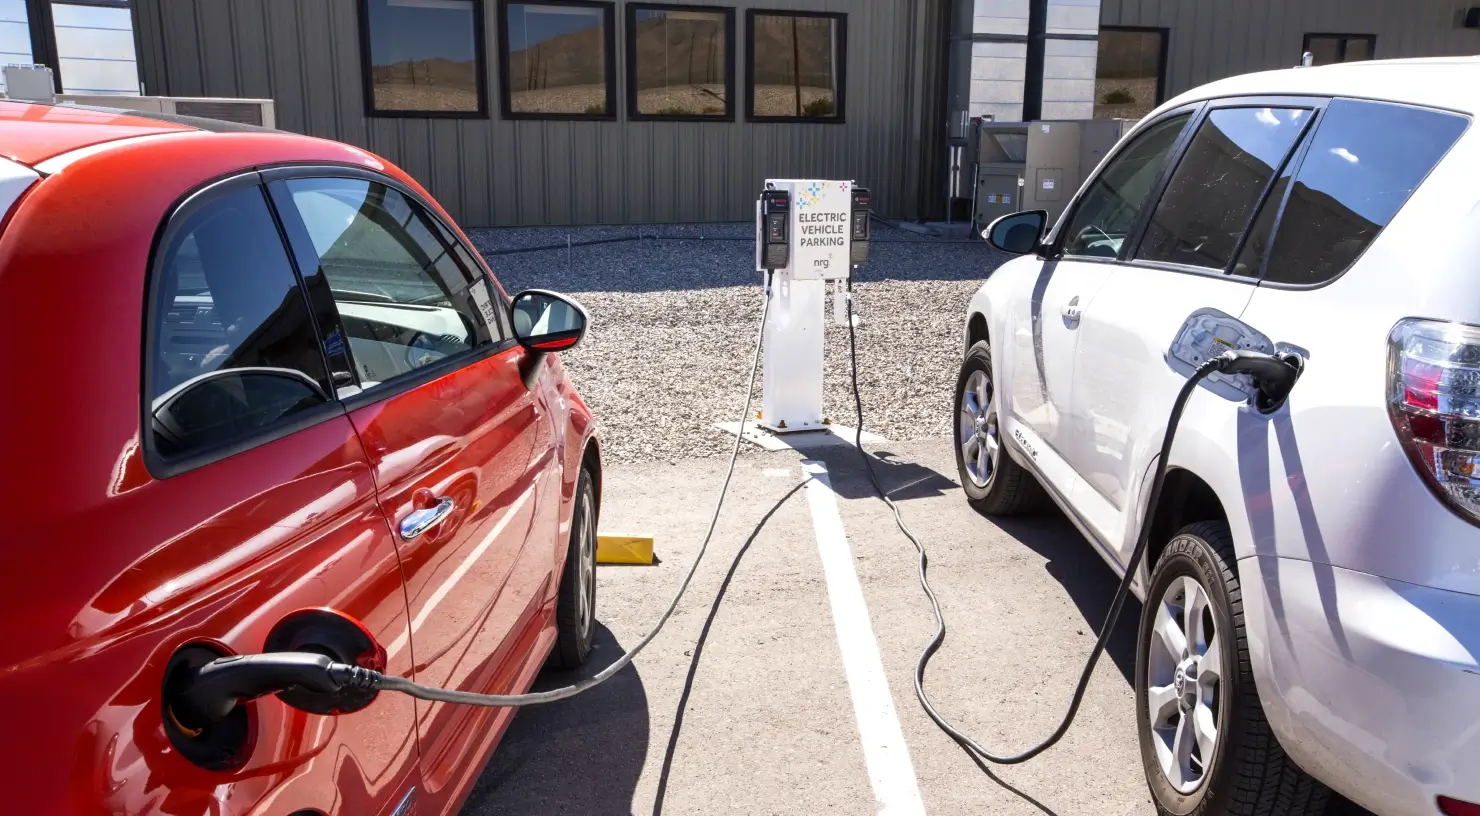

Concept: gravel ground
[[468, 222, 1012, 464]]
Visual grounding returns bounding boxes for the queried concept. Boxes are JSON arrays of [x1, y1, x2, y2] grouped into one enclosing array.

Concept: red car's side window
[[274, 176, 503, 394], [145, 181, 335, 470]]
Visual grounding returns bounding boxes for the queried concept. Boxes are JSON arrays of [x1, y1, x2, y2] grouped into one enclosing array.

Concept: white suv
[[959, 58, 1480, 816]]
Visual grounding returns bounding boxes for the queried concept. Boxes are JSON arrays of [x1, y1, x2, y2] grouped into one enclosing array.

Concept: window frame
[[27, 0, 144, 95], [743, 8, 847, 124], [625, 2, 735, 122], [260, 164, 518, 415], [497, 0, 618, 121], [1302, 32, 1376, 65], [140, 171, 347, 480], [1095, 25, 1169, 116], [357, 0, 491, 120]]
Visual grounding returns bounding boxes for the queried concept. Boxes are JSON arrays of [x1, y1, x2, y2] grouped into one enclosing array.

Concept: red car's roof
[[0, 100, 195, 165]]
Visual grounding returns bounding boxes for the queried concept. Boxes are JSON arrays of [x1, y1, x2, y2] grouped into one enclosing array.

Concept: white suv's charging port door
[[1166, 307, 1274, 404]]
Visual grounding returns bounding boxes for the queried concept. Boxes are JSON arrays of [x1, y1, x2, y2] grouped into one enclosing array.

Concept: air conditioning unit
[[3, 64, 56, 103], [58, 94, 276, 129]]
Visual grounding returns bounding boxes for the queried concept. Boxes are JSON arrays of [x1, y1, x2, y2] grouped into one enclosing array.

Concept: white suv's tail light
[[1388, 318, 1480, 525]]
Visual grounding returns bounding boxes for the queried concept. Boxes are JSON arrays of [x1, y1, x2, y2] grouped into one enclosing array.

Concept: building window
[[627, 4, 732, 120], [360, 0, 487, 117], [50, 1, 140, 95], [500, 0, 616, 119], [0, 0, 32, 94], [1093, 26, 1165, 120], [1303, 33, 1375, 66], [746, 10, 845, 122]]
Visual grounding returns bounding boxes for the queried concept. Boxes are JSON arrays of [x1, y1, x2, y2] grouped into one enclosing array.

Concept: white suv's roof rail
[[1163, 57, 1480, 117]]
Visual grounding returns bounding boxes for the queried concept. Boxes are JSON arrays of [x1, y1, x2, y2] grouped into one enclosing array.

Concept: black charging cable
[[167, 272, 781, 730], [841, 276, 1302, 764]]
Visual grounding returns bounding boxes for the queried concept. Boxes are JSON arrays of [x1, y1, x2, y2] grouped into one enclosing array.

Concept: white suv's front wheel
[[1137, 521, 1330, 816], [954, 341, 1044, 515]]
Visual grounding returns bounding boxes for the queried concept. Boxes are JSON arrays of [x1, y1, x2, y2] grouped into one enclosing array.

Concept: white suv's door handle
[[1061, 296, 1082, 323], [400, 497, 455, 541]]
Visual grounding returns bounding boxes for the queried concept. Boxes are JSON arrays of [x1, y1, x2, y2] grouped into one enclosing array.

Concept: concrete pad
[[714, 420, 888, 451]]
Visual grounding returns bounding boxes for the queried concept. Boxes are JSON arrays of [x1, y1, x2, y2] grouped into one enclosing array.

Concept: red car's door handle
[[399, 497, 455, 541]]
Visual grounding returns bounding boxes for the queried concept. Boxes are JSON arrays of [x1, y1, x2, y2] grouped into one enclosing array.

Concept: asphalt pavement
[[463, 437, 1160, 816]]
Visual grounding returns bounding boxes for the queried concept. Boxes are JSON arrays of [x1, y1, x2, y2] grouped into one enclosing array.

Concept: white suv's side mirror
[[983, 210, 1048, 254]]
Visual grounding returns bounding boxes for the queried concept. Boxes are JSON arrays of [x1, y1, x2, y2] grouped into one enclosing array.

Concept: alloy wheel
[[1146, 575, 1224, 794], [577, 493, 596, 641], [958, 369, 1000, 488]]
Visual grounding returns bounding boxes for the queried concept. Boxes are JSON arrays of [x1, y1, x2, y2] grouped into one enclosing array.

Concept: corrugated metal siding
[[1101, 0, 1480, 100], [134, 0, 946, 227]]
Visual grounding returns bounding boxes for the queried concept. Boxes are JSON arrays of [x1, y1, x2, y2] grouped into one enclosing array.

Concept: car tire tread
[[1139, 520, 1330, 816], [955, 341, 1046, 516], [552, 467, 596, 669]]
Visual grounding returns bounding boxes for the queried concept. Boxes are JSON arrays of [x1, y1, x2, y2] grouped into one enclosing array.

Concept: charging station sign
[[777, 178, 852, 281]]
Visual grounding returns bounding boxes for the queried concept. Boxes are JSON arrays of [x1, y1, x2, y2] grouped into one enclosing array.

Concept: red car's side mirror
[[510, 289, 589, 352]]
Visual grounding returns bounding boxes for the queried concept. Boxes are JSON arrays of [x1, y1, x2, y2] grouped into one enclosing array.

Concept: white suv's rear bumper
[[1240, 555, 1480, 816]]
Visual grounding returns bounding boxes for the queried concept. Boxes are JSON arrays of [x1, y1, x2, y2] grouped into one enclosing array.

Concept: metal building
[[7, 0, 1475, 227], [131, 0, 951, 228]]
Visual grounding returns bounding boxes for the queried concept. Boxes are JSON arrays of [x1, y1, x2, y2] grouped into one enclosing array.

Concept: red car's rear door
[[268, 170, 561, 814]]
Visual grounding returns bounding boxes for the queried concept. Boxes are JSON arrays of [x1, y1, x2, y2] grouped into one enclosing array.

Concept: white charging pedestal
[[757, 179, 853, 434]]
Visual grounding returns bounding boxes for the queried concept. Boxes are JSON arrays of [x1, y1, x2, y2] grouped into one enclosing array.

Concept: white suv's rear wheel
[[954, 341, 1044, 515], [1137, 521, 1330, 816]]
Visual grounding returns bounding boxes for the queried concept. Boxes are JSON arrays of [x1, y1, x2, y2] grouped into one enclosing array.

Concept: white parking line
[[802, 459, 928, 816]]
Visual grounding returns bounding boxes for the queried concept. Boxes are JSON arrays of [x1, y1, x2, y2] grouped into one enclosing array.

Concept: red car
[[0, 102, 601, 815]]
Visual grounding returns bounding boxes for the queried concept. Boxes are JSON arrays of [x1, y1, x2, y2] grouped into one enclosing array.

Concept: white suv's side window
[[1060, 113, 1190, 258], [1247, 99, 1467, 286], [1136, 106, 1311, 270]]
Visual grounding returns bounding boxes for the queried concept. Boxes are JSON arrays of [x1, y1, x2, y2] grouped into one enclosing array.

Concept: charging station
[[754, 179, 871, 434]]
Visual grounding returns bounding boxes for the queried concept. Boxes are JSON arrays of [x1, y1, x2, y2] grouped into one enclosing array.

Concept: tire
[[954, 340, 1045, 515], [1136, 521, 1330, 816], [552, 467, 597, 669]]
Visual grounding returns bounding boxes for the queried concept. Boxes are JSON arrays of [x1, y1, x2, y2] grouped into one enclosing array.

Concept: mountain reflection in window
[[505, 2, 612, 116], [365, 0, 483, 114]]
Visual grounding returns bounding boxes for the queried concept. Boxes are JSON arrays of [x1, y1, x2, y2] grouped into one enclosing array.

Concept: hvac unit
[[59, 94, 277, 129], [1022, 119, 1135, 224], [970, 121, 1029, 235]]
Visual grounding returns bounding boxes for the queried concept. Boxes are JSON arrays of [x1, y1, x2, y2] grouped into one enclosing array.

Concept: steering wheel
[[1076, 224, 1114, 245]]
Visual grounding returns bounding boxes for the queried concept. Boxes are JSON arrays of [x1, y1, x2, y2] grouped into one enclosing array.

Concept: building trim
[[1023, 0, 1047, 120]]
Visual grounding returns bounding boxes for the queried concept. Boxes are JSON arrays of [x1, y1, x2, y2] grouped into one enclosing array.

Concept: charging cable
[[169, 273, 776, 727], [841, 279, 1301, 764]]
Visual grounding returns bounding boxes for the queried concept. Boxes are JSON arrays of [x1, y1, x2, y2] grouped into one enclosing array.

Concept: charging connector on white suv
[[1166, 308, 1277, 404]]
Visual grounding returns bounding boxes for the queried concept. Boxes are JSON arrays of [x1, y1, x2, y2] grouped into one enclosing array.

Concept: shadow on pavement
[[989, 512, 1140, 687], [651, 478, 811, 816], [463, 623, 648, 815], [812, 447, 960, 502]]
